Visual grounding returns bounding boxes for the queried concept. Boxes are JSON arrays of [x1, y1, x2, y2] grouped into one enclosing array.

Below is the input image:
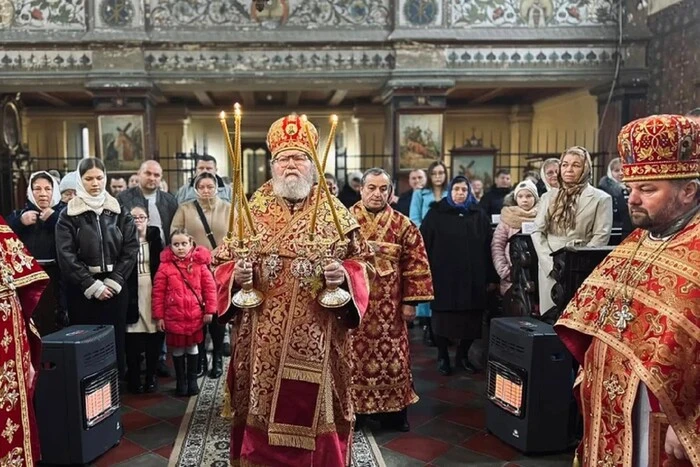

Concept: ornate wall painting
[[398, 113, 443, 171], [449, 0, 617, 28], [401, 0, 441, 26], [452, 154, 496, 188], [98, 115, 145, 172], [3, 0, 86, 30], [148, 0, 390, 28]]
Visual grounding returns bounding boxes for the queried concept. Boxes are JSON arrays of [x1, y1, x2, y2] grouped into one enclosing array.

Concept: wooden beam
[[328, 89, 348, 106], [240, 91, 256, 108], [286, 91, 301, 106], [194, 91, 214, 107], [35, 92, 69, 107], [468, 88, 505, 105]]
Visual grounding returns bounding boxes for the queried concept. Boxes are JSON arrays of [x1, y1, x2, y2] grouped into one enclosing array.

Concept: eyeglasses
[[133, 216, 148, 221], [274, 154, 309, 166]]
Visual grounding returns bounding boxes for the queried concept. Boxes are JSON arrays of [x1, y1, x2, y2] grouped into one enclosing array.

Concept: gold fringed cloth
[[0, 217, 49, 467], [555, 213, 700, 467], [214, 182, 374, 466], [350, 203, 433, 414]]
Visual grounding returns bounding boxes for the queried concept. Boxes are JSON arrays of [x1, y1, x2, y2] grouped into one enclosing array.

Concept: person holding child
[[152, 228, 217, 396]]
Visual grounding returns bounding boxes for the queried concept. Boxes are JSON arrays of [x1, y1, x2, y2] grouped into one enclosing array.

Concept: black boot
[[438, 357, 452, 376], [457, 339, 477, 374], [187, 354, 200, 396], [381, 409, 410, 432], [197, 342, 208, 377], [173, 355, 187, 397], [423, 319, 435, 347], [208, 353, 223, 379]]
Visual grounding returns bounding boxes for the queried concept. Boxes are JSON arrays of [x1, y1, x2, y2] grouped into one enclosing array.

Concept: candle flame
[[331, 114, 338, 124], [300, 114, 308, 123], [234, 103, 241, 116], [219, 111, 226, 120]]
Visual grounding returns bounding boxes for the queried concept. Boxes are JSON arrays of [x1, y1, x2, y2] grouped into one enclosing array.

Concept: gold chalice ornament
[[316, 238, 351, 308], [219, 104, 265, 309]]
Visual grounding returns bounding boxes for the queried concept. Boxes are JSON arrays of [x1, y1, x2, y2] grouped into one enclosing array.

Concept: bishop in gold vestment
[[0, 216, 49, 466], [556, 115, 700, 467], [215, 114, 374, 466], [350, 168, 433, 430]]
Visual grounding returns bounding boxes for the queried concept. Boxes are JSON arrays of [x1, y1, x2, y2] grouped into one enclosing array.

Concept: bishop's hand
[[323, 260, 345, 288], [234, 259, 253, 286], [664, 425, 688, 461]]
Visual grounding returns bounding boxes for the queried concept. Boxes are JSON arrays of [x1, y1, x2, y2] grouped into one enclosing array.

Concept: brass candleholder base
[[316, 239, 351, 309], [230, 243, 265, 309]]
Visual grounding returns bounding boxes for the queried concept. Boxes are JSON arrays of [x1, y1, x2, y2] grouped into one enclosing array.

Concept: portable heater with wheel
[[35, 325, 122, 465], [485, 317, 572, 453]]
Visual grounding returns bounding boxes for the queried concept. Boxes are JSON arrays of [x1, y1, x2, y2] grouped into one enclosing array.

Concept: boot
[[438, 357, 452, 376], [187, 354, 200, 396], [197, 342, 208, 377], [423, 319, 435, 347], [457, 340, 477, 374], [173, 355, 187, 397], [208, 353, 223, 379]]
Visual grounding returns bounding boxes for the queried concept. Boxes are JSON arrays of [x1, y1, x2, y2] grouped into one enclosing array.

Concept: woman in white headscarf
[[7, 171, 66, 335], [537, 158, 560, 195], [55, 158, 139, 377]]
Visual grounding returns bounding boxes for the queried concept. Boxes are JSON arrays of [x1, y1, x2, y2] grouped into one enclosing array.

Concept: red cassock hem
[[232, 424, 350, 467]]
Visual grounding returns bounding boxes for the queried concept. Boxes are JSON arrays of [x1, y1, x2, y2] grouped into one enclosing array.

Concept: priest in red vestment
[[349, 168, 433, 432], [555, 114, 700, 467], [0, 215, 49, 466], [214, 114, 374, 466]]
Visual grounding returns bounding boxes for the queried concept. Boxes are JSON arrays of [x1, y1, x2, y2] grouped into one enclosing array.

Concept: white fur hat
[[514, 179, 539, 203]]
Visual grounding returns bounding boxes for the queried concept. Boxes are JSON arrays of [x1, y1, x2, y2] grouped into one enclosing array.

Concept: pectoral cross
[[612, 302, 634, 335]]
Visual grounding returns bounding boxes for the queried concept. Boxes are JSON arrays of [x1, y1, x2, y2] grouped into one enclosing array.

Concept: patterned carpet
[[169, 357, 385, 467]]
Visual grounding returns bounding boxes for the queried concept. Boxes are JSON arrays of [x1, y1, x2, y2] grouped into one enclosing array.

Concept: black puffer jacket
[[55, 195, 138, 295]]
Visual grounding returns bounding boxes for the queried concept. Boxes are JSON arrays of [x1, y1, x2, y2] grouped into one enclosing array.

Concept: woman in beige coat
[[531, 146, 613, 315], [171, 172, 231, 378]]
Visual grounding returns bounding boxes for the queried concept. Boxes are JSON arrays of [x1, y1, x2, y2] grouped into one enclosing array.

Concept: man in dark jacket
[[338, 170, 362, 207], [118, 160, 178, 245], [392, 169, 426, 217], [176, 154, 232, 203], [479, 169, 512, 219]]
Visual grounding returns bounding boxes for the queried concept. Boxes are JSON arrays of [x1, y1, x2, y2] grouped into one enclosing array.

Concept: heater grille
[[491, 334, 526, 355], [488, 360, 526, 417], [82, 367, 120, 429], [83, 341, 116, 368]]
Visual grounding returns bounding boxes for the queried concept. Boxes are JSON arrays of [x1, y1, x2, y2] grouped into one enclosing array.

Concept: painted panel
[[448, 0, 617, 28], [148, 0, 390, 29], [0, 0, 86, 30], [0, 50, 92, 71], [445, 46, 618, 68]]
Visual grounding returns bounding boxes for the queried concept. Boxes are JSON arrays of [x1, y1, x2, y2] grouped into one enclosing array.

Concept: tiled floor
[[52, 325, 574, 467], [373, 326, 575, 467]]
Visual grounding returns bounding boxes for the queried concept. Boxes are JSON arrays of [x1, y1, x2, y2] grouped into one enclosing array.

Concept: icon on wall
[[98, 114, 144, 171], [398, 113, 443, 171]]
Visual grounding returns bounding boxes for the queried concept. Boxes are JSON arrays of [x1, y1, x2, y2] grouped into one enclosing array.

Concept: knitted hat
[[59, 170, 78, 193], [514, 179, 539, 202]]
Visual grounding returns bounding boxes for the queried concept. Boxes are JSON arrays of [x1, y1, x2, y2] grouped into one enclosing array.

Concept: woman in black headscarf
[[420, 175, 498, 376]]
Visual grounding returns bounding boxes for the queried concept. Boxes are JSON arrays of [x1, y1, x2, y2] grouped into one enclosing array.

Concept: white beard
[[272, 173, 314, 200]]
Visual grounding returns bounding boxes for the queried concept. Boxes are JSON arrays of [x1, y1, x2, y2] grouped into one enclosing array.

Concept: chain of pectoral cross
[[597, 232, 674, 337]]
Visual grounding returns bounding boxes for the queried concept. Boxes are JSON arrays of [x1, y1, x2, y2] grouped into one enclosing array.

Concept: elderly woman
[[420, 175, 497, 376], [531, 146, 613, 315], [55, 158, 138, 377], [537, 158, 560, 196], [170, 171, 231, 379], [8, 171, 66, 335], [410, 161, 448, 346]]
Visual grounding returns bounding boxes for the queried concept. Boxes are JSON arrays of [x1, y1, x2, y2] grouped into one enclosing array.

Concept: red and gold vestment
[[0, 216, 48, 466], [215, 182, 373, 467], [556, 213, 700, 467], [349, 203, 433, 414]]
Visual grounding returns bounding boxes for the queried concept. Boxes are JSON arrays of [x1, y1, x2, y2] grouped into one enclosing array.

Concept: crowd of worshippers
[[8, 140, 621, 417], [5, 113, 698, 467]]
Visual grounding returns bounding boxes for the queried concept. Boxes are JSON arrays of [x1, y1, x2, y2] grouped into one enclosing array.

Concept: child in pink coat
[[152, 229, 217, 396], [491, 180, 539, 296]]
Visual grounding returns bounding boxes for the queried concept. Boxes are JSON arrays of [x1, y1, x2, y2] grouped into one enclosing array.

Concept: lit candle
[[233, 105, 244, 246], [219, 111, 237, 235], [301, 115, 344, 239], [321, 114, 338, 171]]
